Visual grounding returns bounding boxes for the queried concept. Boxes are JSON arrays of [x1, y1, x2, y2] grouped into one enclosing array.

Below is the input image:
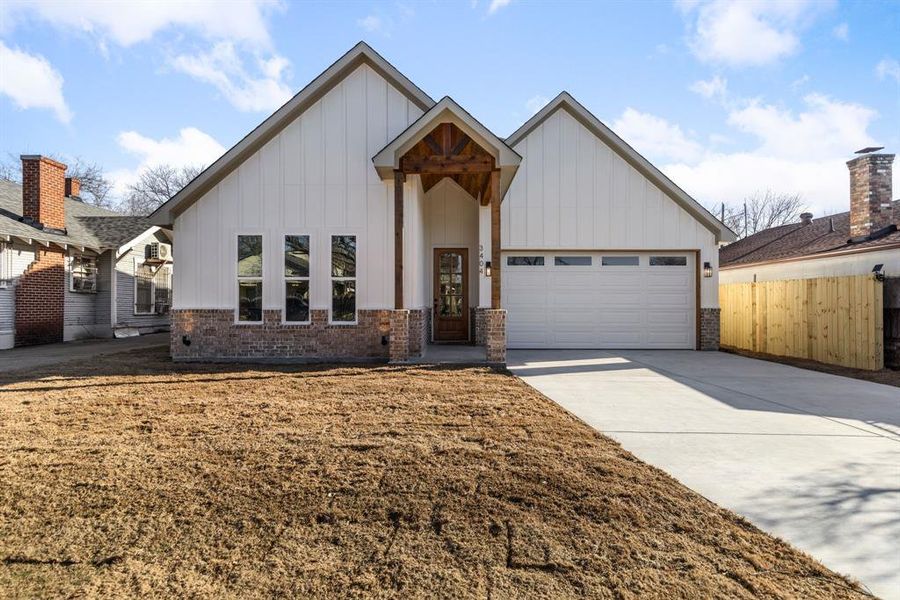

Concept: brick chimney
[[20, 155, 67, 231], [65, 177, 80, 198], [847, 152, 894, 238]]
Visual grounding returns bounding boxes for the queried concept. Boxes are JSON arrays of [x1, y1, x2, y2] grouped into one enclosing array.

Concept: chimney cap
[[800, 212, 814, 225], [20, 154, 68, 170], [854, 146, 885, 155]]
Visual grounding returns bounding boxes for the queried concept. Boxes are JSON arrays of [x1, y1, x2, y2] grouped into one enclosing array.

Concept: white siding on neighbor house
[[0, 242, 35, 348], [116, 230, 172, 330], [502, 108, 720, 308], [424, 178, 479, 310], [174, 63, 424, 314], [720, 247, 900, 284]]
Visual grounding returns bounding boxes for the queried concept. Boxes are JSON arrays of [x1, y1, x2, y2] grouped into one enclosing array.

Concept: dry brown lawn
[[0, 347, 869, 599]]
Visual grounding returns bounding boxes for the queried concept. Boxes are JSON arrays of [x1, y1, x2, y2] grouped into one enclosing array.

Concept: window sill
[[70, 289, 98, 294]]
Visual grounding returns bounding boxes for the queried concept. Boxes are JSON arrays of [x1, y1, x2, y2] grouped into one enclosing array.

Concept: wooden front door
[[433, 248, 469, 342]]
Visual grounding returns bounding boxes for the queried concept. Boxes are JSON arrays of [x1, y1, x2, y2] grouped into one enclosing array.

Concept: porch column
[[394, 170, 405, 309], [490, 169, 501, 308]]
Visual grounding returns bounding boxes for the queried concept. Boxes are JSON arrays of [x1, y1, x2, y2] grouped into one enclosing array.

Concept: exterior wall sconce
[[485, 261, 492, 277], [873, 263, 885, 281], [703, 262, 713, 278]]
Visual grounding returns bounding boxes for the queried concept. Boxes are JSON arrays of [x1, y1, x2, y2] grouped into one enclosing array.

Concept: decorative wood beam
[[490, 169, 501, 309], [423, 134, 443, 156], [441, 123, 452, 154], [400, 155, 494, 174], [449, 134, 471, 157], [394, 170, 405, 309], [479, 174, 492, 206]]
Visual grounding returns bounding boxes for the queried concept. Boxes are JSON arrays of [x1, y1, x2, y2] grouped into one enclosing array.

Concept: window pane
[[284, 235, 310, 277], [136, 265, 153, 312], [238, 235, 262, 277], [332, 280, 356, 322], [602, 256, 639, 266], [238, 281, 263, 322], [507, 256, 545, 266], [285, 280, 310, 322], [554, 256, 591, 266], [154, 267, 172, 310], [331, 235, 356, 277], [650, 256, 688, 266]]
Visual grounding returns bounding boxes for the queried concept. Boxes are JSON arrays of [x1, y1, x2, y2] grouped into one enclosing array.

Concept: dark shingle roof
[[720, 201, 900, 268], [0, 179, 154, 251]]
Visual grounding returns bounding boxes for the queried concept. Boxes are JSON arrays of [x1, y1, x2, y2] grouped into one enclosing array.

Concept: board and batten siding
[[502, 108, 719, 308], [116, 230, 172, 330], [0, 242, 36, 348], [174, 63, 424, 313]]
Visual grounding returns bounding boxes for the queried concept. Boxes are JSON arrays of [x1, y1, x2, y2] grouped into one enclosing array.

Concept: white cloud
[[876, 58, 900, 84], [0, 0, 279, 49], [726, 94, 876, 160], [0, 41, 72, 123], [109, 127, 225, 195], [648, 93, 883, 216], [613, 108, 704, 163], [488, 0, 512, 15], [790, 74, 810, 90], [525, 95, 549, 116], [679, 0, 830, 67], [357, 15, 383, 32], [832, 22, 848, 41], [171, 42, 292, 112], [689, 75, 728, 100]]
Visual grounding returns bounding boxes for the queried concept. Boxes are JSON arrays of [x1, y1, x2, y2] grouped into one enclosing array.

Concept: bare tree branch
[[707, 190, 807, 239], [120, 164, 203, 216]]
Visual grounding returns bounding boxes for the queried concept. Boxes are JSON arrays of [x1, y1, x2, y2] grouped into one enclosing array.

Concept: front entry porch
[[372, 101, 520, 364]]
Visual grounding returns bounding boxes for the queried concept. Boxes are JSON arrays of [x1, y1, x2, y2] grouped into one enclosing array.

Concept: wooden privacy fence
[[720, 275, 884, 371]]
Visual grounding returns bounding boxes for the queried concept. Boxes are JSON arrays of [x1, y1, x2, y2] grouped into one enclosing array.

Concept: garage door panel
[[503, 252, 695, 349]]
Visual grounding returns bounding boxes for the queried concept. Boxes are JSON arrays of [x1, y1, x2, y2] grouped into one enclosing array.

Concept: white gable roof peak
[[507, 92, 736, 243], [150, 42, 435, 226]]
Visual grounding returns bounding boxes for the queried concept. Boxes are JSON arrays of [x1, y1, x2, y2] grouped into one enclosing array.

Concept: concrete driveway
[[508, 349, 900, 599]]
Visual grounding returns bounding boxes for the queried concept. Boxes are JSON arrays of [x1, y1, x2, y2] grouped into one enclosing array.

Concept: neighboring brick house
[[150, 42, 734, 364], [719, 150, 899, 366], [0, 156, 174, 349]]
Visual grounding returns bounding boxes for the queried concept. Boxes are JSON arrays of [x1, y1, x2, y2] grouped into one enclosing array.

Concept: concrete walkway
[[509, 349, 900, 599], [0, 333, 169, 375]]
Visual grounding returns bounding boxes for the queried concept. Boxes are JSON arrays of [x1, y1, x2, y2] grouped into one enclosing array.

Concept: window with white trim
[[330, 235, 356, 323], [237, 235, 263, 322], [70, 254, 97, 292], [284, 235, 310, 322]]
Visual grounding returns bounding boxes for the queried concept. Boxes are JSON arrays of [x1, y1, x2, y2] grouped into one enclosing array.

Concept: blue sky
[[1, 0, 898, 216]]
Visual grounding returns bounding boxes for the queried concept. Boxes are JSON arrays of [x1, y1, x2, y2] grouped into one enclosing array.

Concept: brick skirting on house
[[170, 309, 392, 361], [408, 308, 428, 358], [15, 248, 65, 346], [699, 307, 721, 351], [483, 309, 507, 363], [472, 307, 488, 346]]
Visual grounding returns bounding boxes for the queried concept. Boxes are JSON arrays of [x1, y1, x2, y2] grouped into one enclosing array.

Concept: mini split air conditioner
[[146, 242, 172, 262]]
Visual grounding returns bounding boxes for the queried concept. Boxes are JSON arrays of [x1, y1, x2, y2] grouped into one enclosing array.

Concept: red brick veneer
[[15, 248, 65, 346]]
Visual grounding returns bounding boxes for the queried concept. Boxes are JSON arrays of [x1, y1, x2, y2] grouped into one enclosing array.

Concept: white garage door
[[503, 252, 695, 349]]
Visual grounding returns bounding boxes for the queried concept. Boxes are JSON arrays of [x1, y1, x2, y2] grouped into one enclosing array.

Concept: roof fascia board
[[507, 93, 736, 243], [149, 42, 435, 226]]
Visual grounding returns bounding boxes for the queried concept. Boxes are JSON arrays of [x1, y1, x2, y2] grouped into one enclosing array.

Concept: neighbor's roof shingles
[[719, 200, 900, 268], [0, 179, 155, 251]]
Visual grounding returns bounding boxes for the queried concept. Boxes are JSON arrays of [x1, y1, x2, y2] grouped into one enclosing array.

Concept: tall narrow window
[[284, 235, 310, 322], [154, 266, 172, 313], [331, 235, 356, 323], [135, 263, 154, 314], [237, 235, 263, 322]]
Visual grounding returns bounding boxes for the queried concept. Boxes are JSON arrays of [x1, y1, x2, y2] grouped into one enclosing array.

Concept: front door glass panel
[[439, 252, 464, 317]]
